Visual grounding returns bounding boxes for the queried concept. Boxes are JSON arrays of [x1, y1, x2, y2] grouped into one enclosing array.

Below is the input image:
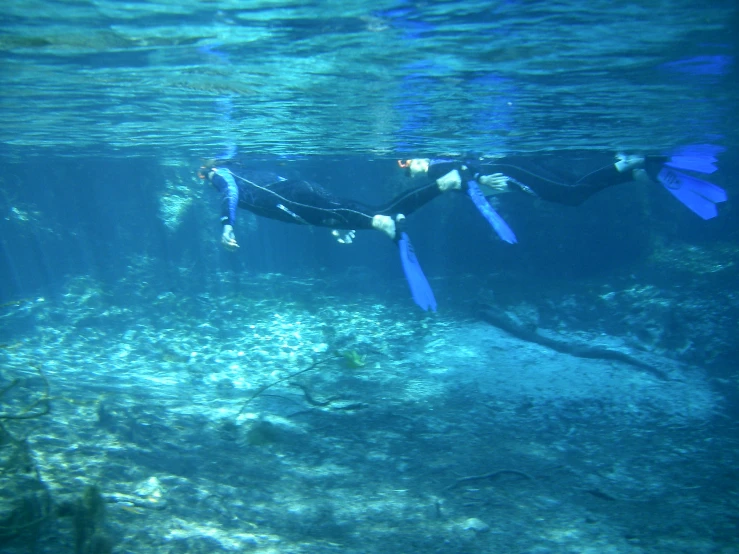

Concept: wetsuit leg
[[373, 182, 444, 216], [484, 158, 633, 206], [267, 180, 445, 230], [240, 176, 447, 231], [242, 178, 387, 230], [321, 180, 445, 229]]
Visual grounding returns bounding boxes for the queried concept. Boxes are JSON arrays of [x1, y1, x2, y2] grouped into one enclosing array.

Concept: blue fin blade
[[398, 232, 437, 312], [467, 181, 518, 244], [665, 156, 719, 175], [665, 144, 725, 174], [669, 144, 725, 158], [657, 168, 727, 220]]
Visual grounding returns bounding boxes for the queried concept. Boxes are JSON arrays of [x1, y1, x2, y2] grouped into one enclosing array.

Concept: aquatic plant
[[340, 349, 366, 369], [72, 485, 112, 554], [0, 494, 47, 547], [0, 365, 50, 429], [0, 365, 52, 546], [245, 420, 280, 446], [236, 354, 341, 416]]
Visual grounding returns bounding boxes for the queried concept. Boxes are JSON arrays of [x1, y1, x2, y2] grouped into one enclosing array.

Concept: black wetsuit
[[210, 166, 444, 231], [426, 155, 665, 206], [209, 155, 665, 232]]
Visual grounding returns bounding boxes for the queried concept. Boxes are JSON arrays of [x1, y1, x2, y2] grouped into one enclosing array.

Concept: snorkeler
[[400, 145, 727, 242], [198, 162, 448, 311]]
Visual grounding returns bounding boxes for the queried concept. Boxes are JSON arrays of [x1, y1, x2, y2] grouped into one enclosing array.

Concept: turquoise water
[[1, 2, 738, 553], [2, 0, 736, 157]]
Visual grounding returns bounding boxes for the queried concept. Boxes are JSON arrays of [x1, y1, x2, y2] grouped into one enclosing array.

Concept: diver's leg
[[375, 182, 446, 217]]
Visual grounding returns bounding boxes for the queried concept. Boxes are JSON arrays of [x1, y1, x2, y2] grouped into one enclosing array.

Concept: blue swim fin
[[398, 232, 437, 312], [657, 167, 727, 220], [466, 181, 517, 244], [665, 144, 724, 174]]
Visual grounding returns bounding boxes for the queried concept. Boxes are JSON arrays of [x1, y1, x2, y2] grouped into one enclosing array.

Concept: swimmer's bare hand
[[221, 225, 240, 251], [332, 229, 356, 244], [478, 173, 510, 193]]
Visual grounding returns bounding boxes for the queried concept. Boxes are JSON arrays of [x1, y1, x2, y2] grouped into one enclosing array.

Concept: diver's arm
[[211, 170, 239, 226], [404, 157, 505, 193], [211, 169, 240, 250]]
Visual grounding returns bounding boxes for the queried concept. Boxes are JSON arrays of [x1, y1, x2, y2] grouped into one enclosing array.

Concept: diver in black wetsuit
[[199, 160, 454, 311], [400, 154, 653, 207], [198, 161, 449, 251], [400, 150, 725, 218]]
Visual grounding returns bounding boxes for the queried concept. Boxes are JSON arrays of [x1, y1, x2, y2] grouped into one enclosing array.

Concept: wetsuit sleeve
[[211, 170, 239, 226]]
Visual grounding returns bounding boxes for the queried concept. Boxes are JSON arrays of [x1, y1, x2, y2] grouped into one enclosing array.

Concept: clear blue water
[[1, 2, 738, 553], [2, 0, 737, 157]]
